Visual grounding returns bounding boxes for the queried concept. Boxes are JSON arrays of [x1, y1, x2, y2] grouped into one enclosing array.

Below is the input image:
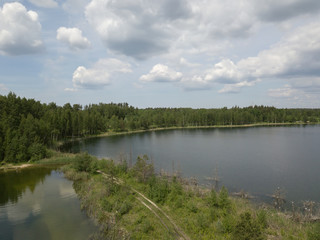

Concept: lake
[[0, 167, 97, 240], [64, 125, 320, 203]]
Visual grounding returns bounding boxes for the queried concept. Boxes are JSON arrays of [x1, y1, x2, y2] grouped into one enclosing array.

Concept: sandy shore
[[0, 163, 33, 171]]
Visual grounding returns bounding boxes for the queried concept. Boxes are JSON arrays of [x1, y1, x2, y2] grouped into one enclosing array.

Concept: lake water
[[64, 125, 320, 203], [0, 167, 97, 240]]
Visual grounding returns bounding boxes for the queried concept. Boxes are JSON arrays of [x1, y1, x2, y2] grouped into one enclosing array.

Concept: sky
[[0, 0, 320, 108]]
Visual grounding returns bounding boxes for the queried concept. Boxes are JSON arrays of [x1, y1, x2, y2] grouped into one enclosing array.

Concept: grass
[[59, 153, 319, 240], [3, 151, 318, 239]]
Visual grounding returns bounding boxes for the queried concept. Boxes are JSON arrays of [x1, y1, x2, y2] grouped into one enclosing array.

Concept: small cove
[[0, 167, 97, 240]]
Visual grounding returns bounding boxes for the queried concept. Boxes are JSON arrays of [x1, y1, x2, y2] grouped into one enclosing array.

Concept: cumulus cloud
[[28, 0, 58, 8], [268, 86, 298, 98], [192, 22, 320, 93], [0, 2, 44, 56], [71, 58, 132, 89], [140, 64, 183, 83], [57, 27, 90, 50], [218, 80, 260, 93], [253, 0, 320, 22], [204, 59, 243, 84], [84, 0, 258, 60]]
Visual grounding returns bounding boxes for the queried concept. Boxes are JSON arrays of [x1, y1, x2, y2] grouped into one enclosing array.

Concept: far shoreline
[[79, 121, 319, 140]]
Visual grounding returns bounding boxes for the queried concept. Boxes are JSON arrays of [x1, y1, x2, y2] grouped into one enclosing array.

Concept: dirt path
[[96, 170, 190, 240]]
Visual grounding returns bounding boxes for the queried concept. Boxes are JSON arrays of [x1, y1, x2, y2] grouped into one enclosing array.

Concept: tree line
[[1, 92, 319, 163]]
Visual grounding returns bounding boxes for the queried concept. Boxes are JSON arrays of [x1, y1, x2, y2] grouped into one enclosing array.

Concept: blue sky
[[1, 0, 320, 108]]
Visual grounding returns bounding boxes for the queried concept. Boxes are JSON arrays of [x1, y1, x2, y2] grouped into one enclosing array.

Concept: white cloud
[[190, 22, 320, 93], [72, 58, 132, 89], [253, 0, 320, 22], [84, 0, 320, 61], [64, 88, 78, 92], [84, 0, 258, 60], [204, 59, 243, 84], [140, 64, 183, 83], [28, 0, 58, 8], [180, 75, 212, 91], [0, 2, 44, 56], [268, 86, 298, 98], [0, 83, 8, 93], [218, 80, 260, 93], [57, 27, 90, 50], [179, 58, 200, 68]]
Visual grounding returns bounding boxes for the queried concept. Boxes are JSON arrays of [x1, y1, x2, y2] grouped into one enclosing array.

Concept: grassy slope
[[3, 152, 318, 239], [60, 154, 317, 240]]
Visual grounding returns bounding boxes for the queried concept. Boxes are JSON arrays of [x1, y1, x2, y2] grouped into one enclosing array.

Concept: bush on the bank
[[148, 176, 170, 204], [29, 143, 47, 162], [308, 223, 320, 240], [73, 153, 98, 173], [232, 211, 265, 240], [219, 186, 232, 212], [133, 155, 154, 183]]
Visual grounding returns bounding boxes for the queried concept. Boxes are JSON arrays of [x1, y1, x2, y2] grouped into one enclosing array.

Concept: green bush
[[232, 212, 265, 240], [73, 153, 97, 173], [28, 143, 47, 162], [219, 186, 231, 211], [257, 210, 268, 229], [117, 200, 133, 216], [101, 199, 113, 212], [308, 223, 320, 240], [208, 189, 219, 208], [148, 176, 170, 204]]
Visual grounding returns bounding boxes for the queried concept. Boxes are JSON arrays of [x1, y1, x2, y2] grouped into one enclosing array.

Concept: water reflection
[[0, 167, 52, 206], [0, 167, 97, 240]]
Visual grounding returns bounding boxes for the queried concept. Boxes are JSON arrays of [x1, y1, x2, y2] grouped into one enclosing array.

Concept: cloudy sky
[[1, 0, 320, 108]]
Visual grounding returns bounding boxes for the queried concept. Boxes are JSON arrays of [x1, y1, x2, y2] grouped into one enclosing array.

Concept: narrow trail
[[96, 170, 190, 240]]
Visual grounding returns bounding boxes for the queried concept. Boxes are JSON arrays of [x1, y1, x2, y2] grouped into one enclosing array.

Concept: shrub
[[28, 143, 47, 162], [133, 155, 154, 183], [148, 176, 170, 204], [257, 210, 268, 229], [232, 212, 265, 240], [308, 223, 320, 240], [208, 189, 219, 208], [219, 186, 231, 211], [117, 200, 133, 216], [73, 153, 97, 173]]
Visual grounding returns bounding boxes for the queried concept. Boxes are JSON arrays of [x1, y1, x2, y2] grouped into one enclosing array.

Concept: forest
[[1, 92, 320, 163]]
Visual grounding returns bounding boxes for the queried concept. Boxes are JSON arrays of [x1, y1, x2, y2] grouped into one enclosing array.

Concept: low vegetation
[[58, 153, 319, 239]]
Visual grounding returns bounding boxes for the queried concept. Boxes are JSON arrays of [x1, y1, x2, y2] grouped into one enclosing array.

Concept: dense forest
[[1, 92, 320, 163]]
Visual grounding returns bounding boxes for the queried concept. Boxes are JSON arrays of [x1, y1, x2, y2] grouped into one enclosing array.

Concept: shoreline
[[3, 122, 318, 170], [80, 121, 319, 140], [0, 163, 33, 171]]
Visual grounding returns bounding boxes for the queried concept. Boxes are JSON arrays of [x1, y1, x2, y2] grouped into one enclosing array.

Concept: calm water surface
[[0, 167, 97, 240], [64, 125, 320, 203]]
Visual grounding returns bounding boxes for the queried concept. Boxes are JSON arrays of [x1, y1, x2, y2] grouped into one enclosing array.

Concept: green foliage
[[208, 189, 219, 208], [308, 223, 320, 240], [73, 153, 98, 173], [257, 210, 268, 229], [219, 186, 232, 211], [232, 212, 265, 240], [141, 219, 154, 234], [1, 92, 320, 163], [148, 176, 170, 204], [117, 200, 133, 216], [28, 143, 47, 162], [133, 155, 154, 183]]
